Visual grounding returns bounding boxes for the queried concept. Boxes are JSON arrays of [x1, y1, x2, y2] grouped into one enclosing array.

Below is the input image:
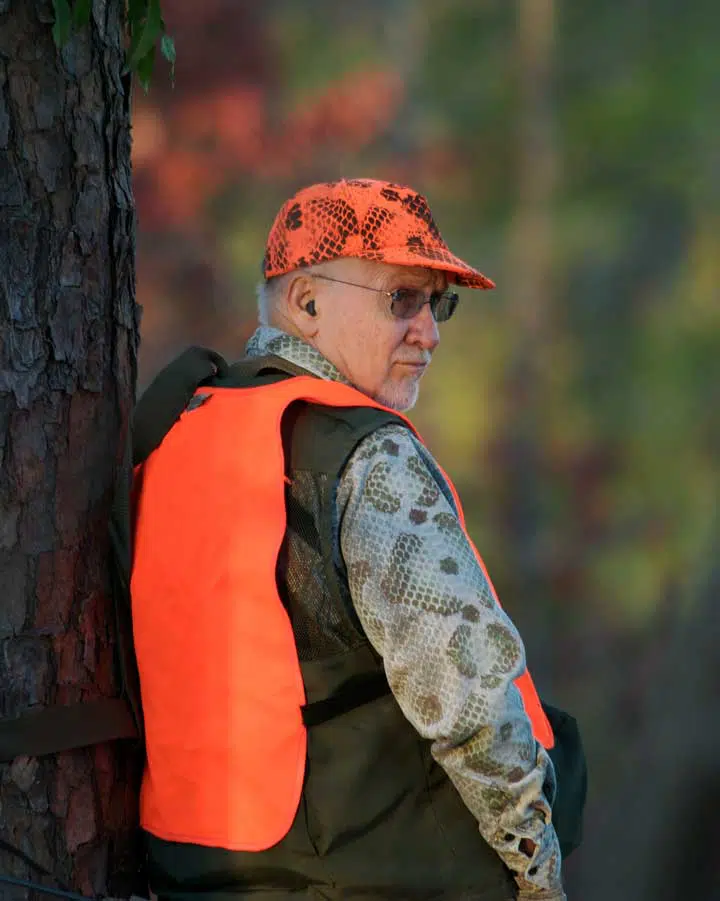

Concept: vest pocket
[[302, 691, 514, 897], [299, 644, 514, 895], [303, 691, 428, 855]]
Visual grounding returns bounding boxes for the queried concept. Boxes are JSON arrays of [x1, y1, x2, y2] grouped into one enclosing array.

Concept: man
[[133, 179, 584, 901]]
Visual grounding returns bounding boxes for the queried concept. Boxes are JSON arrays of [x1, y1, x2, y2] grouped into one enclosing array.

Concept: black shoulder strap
[[133, 346, 229, 466], [131, 349, 309, 466]]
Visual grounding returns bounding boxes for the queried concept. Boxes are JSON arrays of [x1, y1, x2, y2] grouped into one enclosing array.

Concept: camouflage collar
[[245, 326, 353, 387]]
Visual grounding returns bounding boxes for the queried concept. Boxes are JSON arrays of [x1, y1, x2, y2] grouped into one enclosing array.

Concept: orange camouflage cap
[[262, 178, 495, 290]]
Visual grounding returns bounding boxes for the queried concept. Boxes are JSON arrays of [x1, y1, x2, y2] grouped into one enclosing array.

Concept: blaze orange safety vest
[[131, 376, 554, 852]]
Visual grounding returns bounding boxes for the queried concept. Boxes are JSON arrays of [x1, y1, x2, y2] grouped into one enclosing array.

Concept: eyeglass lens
[[390, 289, 459, 323]]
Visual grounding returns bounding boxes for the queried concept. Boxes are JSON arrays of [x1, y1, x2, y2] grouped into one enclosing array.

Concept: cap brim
[[367, 246, 494, 290]]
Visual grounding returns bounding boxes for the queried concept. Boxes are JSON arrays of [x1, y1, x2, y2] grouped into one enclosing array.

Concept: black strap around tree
[[0, 699, 137, 764]]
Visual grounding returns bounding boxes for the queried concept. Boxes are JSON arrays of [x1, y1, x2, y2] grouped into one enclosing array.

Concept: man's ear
[[285, 272, 319, 338]]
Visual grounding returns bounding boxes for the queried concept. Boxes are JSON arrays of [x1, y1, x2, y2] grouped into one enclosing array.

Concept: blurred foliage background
[[131, 0, 719, 895]]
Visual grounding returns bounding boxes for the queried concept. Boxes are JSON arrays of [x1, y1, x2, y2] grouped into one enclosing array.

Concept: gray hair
[[255, 274, 290, 326], [256, 267, 325, 325], [255, 279, 272, 326]]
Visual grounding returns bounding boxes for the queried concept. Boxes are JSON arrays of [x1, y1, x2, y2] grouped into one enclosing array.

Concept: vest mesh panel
[[279, 471, 365, 661]]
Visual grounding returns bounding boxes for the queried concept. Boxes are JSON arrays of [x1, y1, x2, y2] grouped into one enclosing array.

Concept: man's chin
[[376, 381, 420, 413]]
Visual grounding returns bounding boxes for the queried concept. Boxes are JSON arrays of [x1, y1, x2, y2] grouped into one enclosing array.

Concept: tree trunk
[[0, 1, 141, 898]]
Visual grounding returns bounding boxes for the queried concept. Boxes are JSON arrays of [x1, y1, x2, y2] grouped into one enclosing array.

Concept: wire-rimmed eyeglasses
[[311, 273, 460, 323]]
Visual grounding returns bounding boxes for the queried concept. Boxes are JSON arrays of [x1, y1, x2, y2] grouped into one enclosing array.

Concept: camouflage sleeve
[[337, 424, 565, 899]]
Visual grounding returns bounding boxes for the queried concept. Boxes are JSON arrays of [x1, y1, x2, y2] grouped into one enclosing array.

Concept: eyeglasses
[[311, 274, 460, 323]]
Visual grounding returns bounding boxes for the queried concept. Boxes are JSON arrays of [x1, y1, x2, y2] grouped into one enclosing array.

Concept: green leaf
[[160, 33, 176, 85], [52, 0, 73, 47], [72, 0, 92, 27], [127, 0, 147, 32], [160, 32, 175, 64], [126, 0, 162, 72], [136, 44, 156, 94]]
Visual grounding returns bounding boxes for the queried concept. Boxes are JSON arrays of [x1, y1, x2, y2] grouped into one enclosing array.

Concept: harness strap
[[0, 699, 137, 763], [300, 672, 392, 728], [132, 346, 228, 466]]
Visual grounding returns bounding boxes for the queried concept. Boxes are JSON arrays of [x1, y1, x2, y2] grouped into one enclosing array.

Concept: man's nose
[[408, 301, 440, 352]]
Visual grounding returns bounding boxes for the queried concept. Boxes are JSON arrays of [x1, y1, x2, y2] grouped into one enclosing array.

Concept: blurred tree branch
[[493, 0, 559, 679]]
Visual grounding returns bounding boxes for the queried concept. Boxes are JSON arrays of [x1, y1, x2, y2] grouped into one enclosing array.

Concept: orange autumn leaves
[[133, 69, 405, 229]]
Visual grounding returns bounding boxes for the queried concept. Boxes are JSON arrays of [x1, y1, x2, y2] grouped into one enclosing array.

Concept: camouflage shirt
[[246, 327, 564, 900]]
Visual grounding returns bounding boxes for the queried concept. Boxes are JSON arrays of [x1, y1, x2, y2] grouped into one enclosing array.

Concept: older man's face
[[308, 258, 446, 411]]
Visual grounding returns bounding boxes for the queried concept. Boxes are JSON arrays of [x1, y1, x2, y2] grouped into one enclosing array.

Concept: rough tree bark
[[0, 1, 141, 898]]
